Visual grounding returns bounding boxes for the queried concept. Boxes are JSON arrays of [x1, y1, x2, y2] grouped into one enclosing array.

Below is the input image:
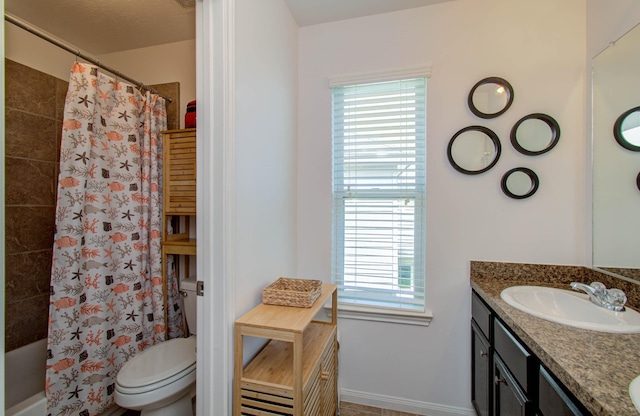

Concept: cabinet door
[[320, 337, 337, 416], [538, 366, 589, 416], [472, 321, 492, 416], [163, 129, 196, 215], [494, 355, 530, 416]]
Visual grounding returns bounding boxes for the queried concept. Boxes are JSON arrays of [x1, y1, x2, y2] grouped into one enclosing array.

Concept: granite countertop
[[471, 274, 640, 416]]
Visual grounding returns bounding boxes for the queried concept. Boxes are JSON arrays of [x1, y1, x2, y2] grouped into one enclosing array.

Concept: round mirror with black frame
[[447, 126, 501, 175], [637, 172, 640, 192], [510, 113, 561, 156], [501, 167, 539, 199], [614, 105, 640, 151], [467, 77, 514, 119]]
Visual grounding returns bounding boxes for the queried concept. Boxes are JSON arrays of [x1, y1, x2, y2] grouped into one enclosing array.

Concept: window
[[331, 73, 427, 315]]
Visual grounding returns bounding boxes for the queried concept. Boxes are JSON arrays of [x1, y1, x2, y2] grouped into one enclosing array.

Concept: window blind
[[332, 77, 426, 312]]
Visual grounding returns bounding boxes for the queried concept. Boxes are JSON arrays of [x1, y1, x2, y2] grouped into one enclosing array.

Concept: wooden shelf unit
[[161, 128, 196, 336], [234, 284, 338, 416], [162, 238, 196, 255], [163, 128, 196, 216]]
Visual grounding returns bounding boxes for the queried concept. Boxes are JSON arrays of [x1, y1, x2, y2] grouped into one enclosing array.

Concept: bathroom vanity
[[472, 290, 589, 415], [470, 261, 640, 416]]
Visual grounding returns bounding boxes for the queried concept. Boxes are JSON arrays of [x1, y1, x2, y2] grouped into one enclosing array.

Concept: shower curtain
[[46, 62, 184, 416]]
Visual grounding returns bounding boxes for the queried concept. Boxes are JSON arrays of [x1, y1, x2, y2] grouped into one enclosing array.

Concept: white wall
[[233, 0, 298, 329], [586, 0, 640, 59], [297, 0, 586, 413], [5, 22, 75, 79], [98, 40, 196, 126]]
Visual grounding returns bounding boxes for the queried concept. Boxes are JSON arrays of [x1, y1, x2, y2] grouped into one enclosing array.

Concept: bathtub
[[5, 339, 47, 416], [4, 339, 127, 416]]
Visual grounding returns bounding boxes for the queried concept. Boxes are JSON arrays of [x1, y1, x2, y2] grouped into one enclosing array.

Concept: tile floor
[[340, 401, 422, 416], [121, 401, 422, 415]]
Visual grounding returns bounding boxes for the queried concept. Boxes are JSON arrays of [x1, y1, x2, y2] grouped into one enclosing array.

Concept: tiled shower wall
[[5, 59, 66, 352], [4, 58, 181, 352]]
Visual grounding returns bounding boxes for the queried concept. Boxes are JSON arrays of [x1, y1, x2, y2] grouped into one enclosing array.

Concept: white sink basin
[[630, 375, 640, 413], [500, 286, 640, 333]]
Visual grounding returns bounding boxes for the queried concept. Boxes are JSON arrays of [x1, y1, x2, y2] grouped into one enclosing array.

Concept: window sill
[[324, 303, 433, 326]]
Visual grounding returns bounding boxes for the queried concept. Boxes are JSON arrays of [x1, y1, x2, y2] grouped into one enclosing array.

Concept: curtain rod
[[4, 14, 173, 103]]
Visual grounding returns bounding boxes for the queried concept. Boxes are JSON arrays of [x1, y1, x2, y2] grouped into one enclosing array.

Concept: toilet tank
[[181, 276, 198, 335]]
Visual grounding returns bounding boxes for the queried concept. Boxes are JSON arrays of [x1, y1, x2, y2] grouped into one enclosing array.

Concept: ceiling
[[4, 0, 197, 55], [284, 0, 455, 27], [4, 0, 455, 55]]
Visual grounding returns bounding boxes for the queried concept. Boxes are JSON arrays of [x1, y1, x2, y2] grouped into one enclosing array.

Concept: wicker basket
[[262, 277, 322, 308]]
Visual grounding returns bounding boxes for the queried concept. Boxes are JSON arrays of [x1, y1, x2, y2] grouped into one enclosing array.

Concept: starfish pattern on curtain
[[46, 62, 184, 416]]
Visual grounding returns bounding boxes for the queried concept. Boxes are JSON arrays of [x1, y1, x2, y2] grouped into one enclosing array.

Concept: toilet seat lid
[[117, 336, 196, 388]]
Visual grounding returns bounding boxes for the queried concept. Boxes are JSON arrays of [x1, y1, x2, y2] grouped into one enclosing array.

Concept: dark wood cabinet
[[493, 319, 535, 394], [494, 355, 531, 416], [471, 290, 591, 416], [538, 366, 589, 416], [472, 322, 492, 416], [471, 292, 493, 416]]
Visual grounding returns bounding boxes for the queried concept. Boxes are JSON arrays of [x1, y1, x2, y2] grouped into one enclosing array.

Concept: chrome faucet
[[570, 281, 627, 312]]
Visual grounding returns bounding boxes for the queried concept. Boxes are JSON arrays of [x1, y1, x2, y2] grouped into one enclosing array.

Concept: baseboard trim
[[340, 388, 476, 416]]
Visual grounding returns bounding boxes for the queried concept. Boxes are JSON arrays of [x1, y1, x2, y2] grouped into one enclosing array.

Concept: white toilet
[[115, 276, 198, 416]]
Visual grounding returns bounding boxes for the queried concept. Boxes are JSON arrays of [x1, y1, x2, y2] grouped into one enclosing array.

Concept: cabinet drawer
[[539, 366, 589, 416], [472, 291, 492, 339], [494, 319, 535, 394]]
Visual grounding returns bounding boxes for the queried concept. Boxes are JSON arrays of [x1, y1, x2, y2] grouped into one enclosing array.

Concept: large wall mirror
[[592, 22, 640, 282]]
